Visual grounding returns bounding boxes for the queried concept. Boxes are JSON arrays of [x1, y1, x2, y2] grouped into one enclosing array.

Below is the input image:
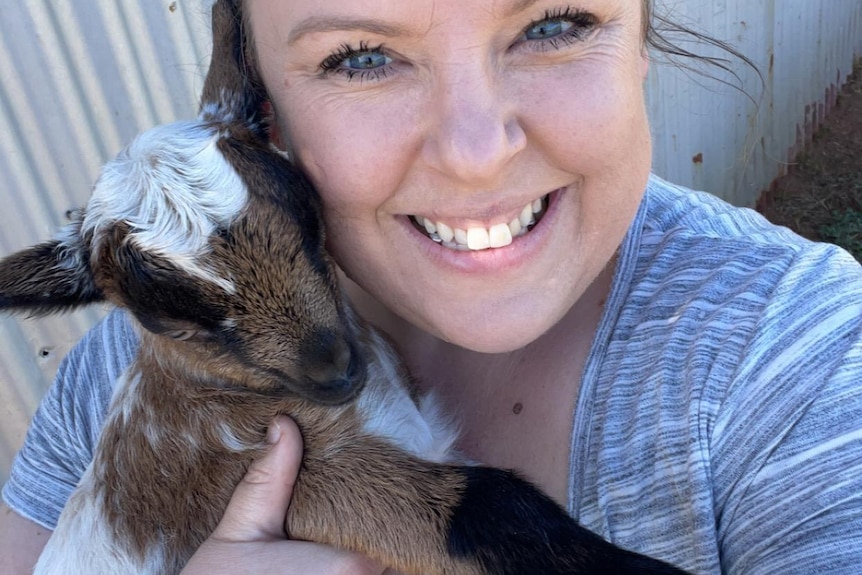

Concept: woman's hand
[[181, 416, 388, 575]]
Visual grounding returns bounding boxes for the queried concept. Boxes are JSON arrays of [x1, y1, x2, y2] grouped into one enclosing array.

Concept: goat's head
[[0, 0, 366, 405]]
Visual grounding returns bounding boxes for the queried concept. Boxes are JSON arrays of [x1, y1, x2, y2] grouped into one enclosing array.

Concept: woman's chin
[[417, 301, 569, 355]]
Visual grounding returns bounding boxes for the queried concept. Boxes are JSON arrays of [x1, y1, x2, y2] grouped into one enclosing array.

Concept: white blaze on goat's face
[[81, 121, 249, 293]]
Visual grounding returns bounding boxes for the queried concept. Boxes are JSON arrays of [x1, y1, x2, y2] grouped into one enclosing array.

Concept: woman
[[2, 0, 861, 573]]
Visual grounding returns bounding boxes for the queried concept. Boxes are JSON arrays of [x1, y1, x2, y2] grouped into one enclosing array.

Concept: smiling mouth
[[409, 194, 549, 251]]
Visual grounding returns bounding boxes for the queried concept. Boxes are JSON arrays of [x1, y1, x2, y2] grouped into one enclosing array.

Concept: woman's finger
[[181, 415, 391, 574], [211, 415, 303, 542]]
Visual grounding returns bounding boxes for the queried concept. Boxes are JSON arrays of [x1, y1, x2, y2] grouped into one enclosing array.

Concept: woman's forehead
[[248, 0, 641, 33]]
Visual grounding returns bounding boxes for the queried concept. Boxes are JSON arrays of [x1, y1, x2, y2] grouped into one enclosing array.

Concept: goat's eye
[[163, 329, 199, 341], [137, 315, 213, 342]]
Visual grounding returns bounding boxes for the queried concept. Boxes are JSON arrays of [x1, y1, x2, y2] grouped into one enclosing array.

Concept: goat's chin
[[237, 371, 365, 406], [291, 375, 366, 406]]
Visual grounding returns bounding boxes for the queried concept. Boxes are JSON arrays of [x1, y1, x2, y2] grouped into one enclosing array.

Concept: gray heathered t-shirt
[[4, 175, 862, 573]]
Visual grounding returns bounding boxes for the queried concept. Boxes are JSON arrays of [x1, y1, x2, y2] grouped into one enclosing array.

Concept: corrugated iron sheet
[[0, 0, 213, 482], [647, 0, 862, 206], [0, 0, 860, 483]]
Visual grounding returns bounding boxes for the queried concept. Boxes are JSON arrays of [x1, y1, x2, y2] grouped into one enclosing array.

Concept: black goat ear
[[0, 226, 104, 316], [199, 0, 268, 133]]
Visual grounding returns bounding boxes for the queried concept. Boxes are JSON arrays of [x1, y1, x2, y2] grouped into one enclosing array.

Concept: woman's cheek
[[287, 91, 422, 209], [528, 66, 637, 157]]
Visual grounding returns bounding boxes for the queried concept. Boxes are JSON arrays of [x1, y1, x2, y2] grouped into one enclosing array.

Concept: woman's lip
[[409, 196, 545, 231], [399, 188, 564, 274], [408, 195, 547, 249]]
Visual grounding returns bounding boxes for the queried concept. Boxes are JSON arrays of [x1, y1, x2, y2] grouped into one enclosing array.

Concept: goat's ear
[[0, 227, 104, 316], [199, 0, 268, 132]]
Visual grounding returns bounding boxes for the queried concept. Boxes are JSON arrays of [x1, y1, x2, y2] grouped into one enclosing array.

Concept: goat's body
[[31, 313, 690, 575], [35, 316, 463, 575]]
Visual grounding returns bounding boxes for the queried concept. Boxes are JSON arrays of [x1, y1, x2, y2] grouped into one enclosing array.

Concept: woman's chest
[[427, 345, 588, 507]]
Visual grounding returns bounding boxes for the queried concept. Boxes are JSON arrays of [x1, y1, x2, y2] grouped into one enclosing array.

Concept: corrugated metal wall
[[0, 0, 860, 484], [647, 0, 862, 206], [0, 0, 213, 482]]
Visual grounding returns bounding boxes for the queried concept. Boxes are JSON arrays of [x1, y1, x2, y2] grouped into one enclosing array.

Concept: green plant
[[818, 209, 862, 262]]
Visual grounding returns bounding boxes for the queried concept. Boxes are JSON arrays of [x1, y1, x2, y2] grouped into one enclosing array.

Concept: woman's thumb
[[211, 416, 303, 542]]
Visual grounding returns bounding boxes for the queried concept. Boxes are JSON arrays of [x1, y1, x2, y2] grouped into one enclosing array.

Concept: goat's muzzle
[[299, 340, 367, 406]]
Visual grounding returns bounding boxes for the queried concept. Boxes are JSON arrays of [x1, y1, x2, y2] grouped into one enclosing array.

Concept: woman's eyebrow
[[286, 0, 547, 45], [287, 16, 411, 45], [500, 0, 543, 19]]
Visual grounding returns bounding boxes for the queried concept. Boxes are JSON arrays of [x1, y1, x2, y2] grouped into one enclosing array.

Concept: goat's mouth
[[294, 350, 368, 406], [302, 375, 364, 405], [408, 194, 549, 251]]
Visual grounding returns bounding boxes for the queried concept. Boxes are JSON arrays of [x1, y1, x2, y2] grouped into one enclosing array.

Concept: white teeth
[[437, 222, 454, 243], [489, 223, 513, 248], [508, 217, 522, 237], [454, 227, 468, 245], [415, 195, 547, 251], [532, 198, 543, 214], [519, 203, 534, 228], [466, 227, 490, 250]]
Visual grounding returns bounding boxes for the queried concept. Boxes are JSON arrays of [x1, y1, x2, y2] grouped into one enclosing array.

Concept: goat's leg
[[288, 438, 690, 575]]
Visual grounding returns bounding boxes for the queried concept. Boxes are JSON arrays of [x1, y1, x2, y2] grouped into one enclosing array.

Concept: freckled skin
[[248, 0, 652, 354]]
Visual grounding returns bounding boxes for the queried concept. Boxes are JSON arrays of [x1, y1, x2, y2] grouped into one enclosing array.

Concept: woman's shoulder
[[573, 176, 862, 572], [1, 309, 138, 530], [627, 174, 861, 318], [614, 174, 861, 380], [642, 174, 801, 241], [599, 175, 861, 490]]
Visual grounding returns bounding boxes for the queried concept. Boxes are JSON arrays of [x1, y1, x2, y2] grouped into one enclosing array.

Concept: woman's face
[[248, 0, 652, 353]]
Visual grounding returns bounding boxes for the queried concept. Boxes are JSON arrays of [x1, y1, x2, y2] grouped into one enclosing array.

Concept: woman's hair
[[642, 0, 761, 90]]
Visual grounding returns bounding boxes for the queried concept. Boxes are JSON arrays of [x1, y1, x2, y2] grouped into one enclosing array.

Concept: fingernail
[[266, 420, 282, 444]]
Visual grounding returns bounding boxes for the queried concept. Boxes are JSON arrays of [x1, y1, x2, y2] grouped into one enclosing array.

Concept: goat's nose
[[301, 334, 366, 405], [303, 334, 351, 381]]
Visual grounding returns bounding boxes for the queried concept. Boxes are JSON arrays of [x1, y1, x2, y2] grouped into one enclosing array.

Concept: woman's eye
[[520, 8, 597, 48], [320, 43, 393, 81], [525, 19, 574, 41], [345, 51, 390, 70]]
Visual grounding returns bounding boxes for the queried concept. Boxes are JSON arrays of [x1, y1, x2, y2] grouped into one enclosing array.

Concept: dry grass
[[758, 60, 862, 261]]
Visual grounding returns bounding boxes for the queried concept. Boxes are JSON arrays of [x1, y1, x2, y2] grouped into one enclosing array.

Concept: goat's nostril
[[301, 346, 367, 405], [305, 350, 351, 386]]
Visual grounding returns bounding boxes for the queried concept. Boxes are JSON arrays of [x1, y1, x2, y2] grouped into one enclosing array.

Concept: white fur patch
[[199, 90, 247, 125], [357, 331, 460, 464], [33, 464, 160, 575], [114, 369, 143, 426], [79, 120, 247, 293], [216, 421, 248, 452]]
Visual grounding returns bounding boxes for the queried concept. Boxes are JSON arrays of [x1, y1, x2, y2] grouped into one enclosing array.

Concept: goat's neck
[[91, 331, 281, 570]]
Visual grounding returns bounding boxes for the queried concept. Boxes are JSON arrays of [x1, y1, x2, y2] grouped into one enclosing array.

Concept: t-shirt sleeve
[[1, 310, 137, 530], [712, 247, 862, 574]]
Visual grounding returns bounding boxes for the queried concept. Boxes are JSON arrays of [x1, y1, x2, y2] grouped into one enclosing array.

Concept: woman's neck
[[341, 261, 615, 504], [342, 258, 615, 396]]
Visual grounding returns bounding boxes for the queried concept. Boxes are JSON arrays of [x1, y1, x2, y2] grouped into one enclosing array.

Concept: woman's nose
[[423, 69, 526, 185]]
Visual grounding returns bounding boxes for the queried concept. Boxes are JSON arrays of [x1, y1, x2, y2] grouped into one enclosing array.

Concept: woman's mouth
[[408, 194, 549, 251]]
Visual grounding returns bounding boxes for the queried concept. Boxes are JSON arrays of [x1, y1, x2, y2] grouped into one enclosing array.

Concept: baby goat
[[0, 1, 690, 574]]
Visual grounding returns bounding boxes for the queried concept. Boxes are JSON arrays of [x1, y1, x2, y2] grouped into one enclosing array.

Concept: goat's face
[[0, 0, 367, 406], [89, 120, 365, 405]]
